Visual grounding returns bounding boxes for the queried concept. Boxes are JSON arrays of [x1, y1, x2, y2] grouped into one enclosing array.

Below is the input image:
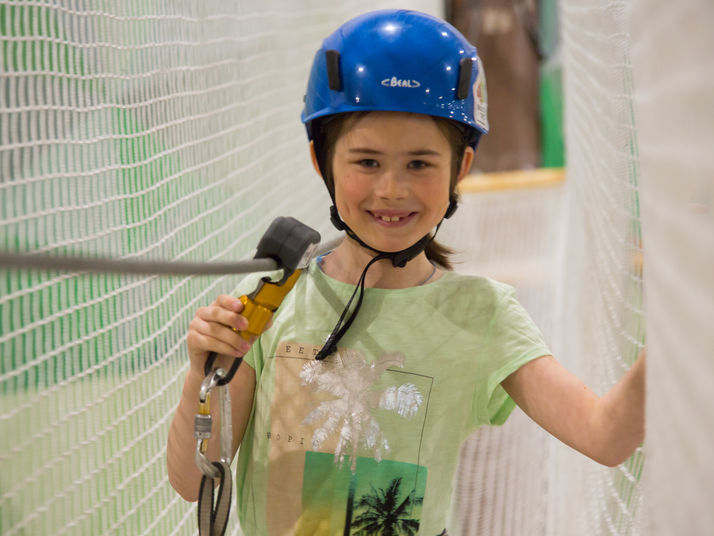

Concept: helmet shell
[[301, 9, 489, 148]]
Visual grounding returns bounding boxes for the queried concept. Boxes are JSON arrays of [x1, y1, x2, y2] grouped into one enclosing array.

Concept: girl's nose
[[375, 169, 406, 199]]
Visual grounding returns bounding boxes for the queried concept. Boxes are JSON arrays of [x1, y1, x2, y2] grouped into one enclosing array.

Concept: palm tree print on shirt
[[300, 348, 424, 471], [350, 477, 423, 536]]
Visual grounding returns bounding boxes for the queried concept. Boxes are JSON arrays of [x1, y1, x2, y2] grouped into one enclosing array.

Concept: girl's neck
[[321, 237, 441, 289]]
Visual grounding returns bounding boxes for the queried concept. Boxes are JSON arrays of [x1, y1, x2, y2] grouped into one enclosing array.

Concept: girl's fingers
[[187, 329, 244, 359], [187, 293, 267, 367], [196, 302, 248, 332], [189, 317, 251, 356], [216, 294, 243, 312]]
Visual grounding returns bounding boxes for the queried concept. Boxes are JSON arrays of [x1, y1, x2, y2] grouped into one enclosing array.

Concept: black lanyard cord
[[315, 252, 390, 360], [314, 209, 447, 362], [204, 353, 242, 385]]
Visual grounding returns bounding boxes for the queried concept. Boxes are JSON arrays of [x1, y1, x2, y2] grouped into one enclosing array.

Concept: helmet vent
[[456, 58, 473, 100], [325, 50, 342, 91]]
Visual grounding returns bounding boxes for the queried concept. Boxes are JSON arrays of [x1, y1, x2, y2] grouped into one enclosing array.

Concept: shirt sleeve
[[481, 285, 551, 425]]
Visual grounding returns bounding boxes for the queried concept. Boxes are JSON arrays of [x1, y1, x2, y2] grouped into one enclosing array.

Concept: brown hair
[[312, 112, 469, 270]]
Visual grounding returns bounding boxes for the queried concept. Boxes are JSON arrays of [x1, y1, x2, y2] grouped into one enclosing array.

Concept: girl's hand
[[186, 294, 254, 376], [170, 294, 259, 501]]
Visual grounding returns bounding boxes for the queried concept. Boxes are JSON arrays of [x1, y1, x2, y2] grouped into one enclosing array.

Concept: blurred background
[[1, 1, 712, 535], [448, 0, 563, 173]]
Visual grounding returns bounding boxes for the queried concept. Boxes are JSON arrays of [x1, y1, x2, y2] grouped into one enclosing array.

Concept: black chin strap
[[315, 205, 447, 360], [329, 205, 431, 268]]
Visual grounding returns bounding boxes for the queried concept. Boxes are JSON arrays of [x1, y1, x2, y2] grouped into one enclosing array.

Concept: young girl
[[168, 10, 645, 535]]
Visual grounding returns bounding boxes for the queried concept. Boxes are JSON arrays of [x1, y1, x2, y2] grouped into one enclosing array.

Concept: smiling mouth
[[368, 211, 416, 224]]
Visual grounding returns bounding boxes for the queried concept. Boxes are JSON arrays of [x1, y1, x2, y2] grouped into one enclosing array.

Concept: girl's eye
[[357, 159, 379, 168], [408, 160, 430, 169]]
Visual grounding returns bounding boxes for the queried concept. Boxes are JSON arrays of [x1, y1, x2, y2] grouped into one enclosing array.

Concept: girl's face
[[329, 111, 471, 253]]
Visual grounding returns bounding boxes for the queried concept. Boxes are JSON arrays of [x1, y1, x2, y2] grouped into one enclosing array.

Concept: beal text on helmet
[[381, 76, 421, 89]]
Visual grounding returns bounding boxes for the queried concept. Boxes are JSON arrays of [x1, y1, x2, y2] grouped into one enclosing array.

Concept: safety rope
[[0, 237, 340, 276]]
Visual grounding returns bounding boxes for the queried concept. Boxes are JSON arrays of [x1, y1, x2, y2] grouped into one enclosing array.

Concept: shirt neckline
[[311, 254, 453, 295]]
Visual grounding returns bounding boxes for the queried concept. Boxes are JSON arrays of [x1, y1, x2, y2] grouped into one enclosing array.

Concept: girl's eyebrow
[[347, 147, 382, 154], [406, 149, 442, 157], [347, 147, 443, 156]]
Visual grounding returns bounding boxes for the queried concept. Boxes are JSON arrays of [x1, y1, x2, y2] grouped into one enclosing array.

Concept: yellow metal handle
[[236, 269, 302, 340]]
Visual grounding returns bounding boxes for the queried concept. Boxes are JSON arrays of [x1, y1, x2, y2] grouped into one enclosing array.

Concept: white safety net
[[545, 1, 646, 533]]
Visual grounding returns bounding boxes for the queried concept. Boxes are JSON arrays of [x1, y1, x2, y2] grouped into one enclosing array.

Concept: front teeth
[[379, 215, 402, 222]]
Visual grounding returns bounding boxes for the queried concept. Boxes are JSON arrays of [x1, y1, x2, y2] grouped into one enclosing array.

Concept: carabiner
[[195, 367, 234, 536], [194, 368, 226, 478], [199, 367, 224, 404]]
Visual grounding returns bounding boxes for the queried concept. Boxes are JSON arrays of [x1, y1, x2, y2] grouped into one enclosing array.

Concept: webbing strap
[[197, 460, 232, 536]]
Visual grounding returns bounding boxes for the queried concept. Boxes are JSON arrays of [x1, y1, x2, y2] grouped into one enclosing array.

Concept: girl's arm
[[501, 349, 646, 467], [167, 295, 257, 501]]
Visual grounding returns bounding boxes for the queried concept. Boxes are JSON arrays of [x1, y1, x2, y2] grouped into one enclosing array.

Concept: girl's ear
[[309, 141, 322, 178], [457, 146, 475, 184]]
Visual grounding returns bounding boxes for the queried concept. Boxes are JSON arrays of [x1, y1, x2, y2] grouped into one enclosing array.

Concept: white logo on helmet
[[381, 76, 421, 88], [473, 57, 489, 131]]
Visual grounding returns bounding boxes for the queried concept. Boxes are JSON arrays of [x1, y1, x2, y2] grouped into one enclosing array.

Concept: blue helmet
[[301, 9, 489, 149]]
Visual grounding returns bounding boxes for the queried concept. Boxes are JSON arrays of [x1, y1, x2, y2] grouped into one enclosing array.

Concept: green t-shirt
[[233, 260, 550, 535]]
